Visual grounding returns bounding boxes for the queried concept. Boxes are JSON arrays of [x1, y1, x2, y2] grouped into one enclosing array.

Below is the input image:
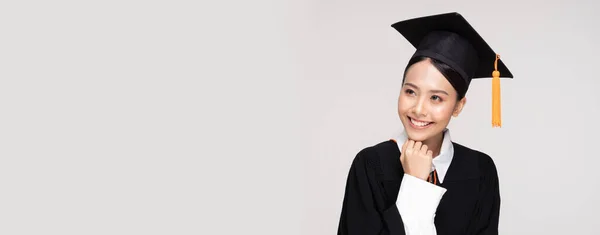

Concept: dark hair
[[402, 56, 467, 100]]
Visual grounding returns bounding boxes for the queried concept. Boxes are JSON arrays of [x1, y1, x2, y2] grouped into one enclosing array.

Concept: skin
[[397, 58, 467, 181]]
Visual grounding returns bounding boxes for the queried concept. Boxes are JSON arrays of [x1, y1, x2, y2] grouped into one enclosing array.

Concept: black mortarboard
[[391, 12, 513, 127]]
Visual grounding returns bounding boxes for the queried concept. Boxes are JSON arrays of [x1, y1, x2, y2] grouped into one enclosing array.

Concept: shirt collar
[[394, 128, 454, 183]]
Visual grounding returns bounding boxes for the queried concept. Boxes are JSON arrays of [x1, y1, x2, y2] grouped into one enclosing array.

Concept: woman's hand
[[400, 140, 433, 181]]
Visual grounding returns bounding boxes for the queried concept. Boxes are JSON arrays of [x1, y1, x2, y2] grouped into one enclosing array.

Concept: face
[[398, 59, 466, 142]]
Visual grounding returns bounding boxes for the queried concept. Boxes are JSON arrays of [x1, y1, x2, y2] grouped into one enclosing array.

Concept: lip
[[408, 116, 434, 129]]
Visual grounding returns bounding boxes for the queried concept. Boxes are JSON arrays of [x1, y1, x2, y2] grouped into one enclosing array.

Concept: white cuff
[[396, 174, 447, 220]]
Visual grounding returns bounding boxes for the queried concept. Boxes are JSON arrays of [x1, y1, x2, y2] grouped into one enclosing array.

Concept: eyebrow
[[403, 82, 450, 96]]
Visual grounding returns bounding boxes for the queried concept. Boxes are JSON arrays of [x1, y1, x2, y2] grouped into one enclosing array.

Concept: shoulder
[[452, 142, 499, 176], [353, 139, 398, 163], [349, 140, 401, 178]]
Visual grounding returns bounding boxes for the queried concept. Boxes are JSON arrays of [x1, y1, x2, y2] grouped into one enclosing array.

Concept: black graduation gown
[[337, 140, 500, 235]]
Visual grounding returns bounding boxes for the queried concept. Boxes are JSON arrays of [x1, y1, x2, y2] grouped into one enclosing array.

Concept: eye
[[431, 95, 443, 102], [404, 89, 416, 96]]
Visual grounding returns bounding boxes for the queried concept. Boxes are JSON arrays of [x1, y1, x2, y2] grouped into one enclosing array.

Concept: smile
[[408, 117, 433, 128]]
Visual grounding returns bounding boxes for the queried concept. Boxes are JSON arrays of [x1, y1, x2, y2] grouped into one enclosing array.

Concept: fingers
[[403, 139, 434, 157], [420, 144, 433, 160], [419, 144, 428, 154], [406, 140, 415, 152], [408, 141, 428, 153], [413, 141, 422, 152], [416, 143, 432, 161]]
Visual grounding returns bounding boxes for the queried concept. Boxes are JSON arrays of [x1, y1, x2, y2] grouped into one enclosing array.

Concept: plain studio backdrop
[[299, 1, 600, 235], [0, 0, 598, 235]]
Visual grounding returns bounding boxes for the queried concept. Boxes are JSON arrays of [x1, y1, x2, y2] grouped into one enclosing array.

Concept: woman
[[337, 12, 513, 235]]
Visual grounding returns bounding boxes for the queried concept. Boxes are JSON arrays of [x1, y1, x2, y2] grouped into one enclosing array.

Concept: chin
[[405, 129, 433, 142]]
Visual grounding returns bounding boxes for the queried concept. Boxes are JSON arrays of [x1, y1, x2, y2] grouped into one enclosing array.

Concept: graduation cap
[[391, 12, 513, 127]]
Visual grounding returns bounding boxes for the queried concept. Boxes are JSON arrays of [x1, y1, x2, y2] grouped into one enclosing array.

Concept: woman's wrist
[[406, 171, 429, 181]]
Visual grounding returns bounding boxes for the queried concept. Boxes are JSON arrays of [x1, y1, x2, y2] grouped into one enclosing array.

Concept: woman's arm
[[338, 149, 393, 235], [468, 153, 501, 235], [337, 147, 447, 235], [396, 174, 446, 235], [397, 140, 446, 235]]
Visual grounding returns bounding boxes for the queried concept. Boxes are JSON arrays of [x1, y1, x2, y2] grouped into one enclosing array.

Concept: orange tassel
[[492, 54, 501, 127]]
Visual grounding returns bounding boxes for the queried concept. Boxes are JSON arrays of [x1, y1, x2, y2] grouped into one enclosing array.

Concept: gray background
[[0, 0, 598, 234], [301, 1, 600, 235]]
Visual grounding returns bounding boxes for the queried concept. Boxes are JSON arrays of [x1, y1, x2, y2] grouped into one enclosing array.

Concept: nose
[[412, 98, 428, 117]]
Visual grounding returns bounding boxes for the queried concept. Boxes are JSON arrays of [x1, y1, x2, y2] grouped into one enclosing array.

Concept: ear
[[452, 97, 467, 117]]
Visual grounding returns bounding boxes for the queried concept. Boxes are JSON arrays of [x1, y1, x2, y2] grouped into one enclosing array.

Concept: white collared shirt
[[393, 128, 454, 235]]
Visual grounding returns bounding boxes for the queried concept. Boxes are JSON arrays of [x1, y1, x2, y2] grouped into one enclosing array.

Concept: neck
[[422, 131, 444, 158]]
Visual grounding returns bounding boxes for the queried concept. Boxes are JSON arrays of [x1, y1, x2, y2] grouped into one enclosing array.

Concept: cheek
[[397, 98, 411, 113], [429, 104, 455, 120]]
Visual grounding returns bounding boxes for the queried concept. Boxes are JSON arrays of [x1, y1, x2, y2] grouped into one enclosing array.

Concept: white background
[[0, 0, 598, 234]]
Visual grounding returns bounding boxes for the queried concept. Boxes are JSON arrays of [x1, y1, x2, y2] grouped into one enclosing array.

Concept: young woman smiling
[[337, 12, 514, 235]]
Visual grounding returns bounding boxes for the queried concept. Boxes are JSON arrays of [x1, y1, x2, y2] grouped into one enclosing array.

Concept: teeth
[[410, 118, 431, 127]]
